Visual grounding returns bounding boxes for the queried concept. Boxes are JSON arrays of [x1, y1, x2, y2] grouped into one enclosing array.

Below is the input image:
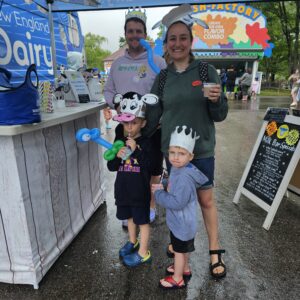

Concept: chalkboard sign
[[233, 112, 300, 230], [244, 121, 300, 205], [263, 107, 289, 123]]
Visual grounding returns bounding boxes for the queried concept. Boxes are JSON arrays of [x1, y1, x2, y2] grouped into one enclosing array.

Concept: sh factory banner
[[191, 3, 274, 58], [0, 0, 84, 82]]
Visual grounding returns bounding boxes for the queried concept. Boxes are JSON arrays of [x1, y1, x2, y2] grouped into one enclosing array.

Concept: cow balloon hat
[[113, 91, 158, 122]]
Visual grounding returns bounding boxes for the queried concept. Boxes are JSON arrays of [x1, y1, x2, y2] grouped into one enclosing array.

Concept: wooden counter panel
[[0, 110, 105, 288]]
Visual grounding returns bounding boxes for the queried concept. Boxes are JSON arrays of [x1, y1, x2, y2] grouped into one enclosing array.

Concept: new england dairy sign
[[0, 0, 84, 82], [190, 3, 273, 58]]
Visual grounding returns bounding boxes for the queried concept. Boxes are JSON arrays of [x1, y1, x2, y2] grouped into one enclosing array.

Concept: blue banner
[[33, 0, 263, 12], [0, 0, 84, 83]]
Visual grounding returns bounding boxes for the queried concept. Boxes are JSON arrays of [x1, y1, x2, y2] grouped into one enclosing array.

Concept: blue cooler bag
[[0, 64, 41, 125]]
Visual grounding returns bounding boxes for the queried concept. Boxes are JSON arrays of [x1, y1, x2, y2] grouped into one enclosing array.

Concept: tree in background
[[275, 1, 299, 72], [156, 24, 165, 39], [119, 37, 126, 48], [84, 33, 111, 70], [254, 1, 300, 81], [118, 36, 154, 48]]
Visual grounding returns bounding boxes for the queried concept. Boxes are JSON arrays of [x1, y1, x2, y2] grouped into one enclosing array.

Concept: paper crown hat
[[112, 92, 158, 122], [125, 7, 147, 24], [169, 126, 200, 154]]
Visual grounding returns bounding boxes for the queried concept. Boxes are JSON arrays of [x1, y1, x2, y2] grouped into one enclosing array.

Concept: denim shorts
[[166, 156, 214, 190], [191, 157, 215, 190]]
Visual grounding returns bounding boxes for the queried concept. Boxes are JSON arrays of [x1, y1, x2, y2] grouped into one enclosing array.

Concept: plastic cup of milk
[[203, 82, 218, 97]]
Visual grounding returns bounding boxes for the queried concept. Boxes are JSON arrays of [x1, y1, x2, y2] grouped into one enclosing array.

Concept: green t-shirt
[[144, 60, 228, 159]]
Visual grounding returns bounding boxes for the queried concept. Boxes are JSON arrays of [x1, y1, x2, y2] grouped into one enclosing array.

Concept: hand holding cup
[[203, 82, 221, 103]]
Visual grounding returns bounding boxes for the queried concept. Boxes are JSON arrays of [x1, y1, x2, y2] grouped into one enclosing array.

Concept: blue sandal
[[123, 250, 152, 267], [119, 241, 139, 258]]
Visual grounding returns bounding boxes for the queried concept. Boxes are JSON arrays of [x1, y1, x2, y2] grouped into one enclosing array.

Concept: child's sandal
[[209, 249, 227, 279], [159, 276, 186, 290], [166, 264, 192, 280]]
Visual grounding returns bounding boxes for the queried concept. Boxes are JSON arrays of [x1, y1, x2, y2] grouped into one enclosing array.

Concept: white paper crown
[[125, 7, 147, 24], [169, 126, 200, 154]]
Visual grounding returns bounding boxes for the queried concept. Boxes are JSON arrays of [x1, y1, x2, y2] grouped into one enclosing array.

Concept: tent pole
[[47, 0, 57, 81]]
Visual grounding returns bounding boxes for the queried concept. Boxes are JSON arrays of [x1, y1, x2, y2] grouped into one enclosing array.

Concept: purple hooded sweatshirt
[[103, 49, 166, 108], [155, 163, 208, 241]]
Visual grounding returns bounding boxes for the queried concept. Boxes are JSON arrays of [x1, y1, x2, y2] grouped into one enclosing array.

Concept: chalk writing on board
[[244, 121, 300, 205]]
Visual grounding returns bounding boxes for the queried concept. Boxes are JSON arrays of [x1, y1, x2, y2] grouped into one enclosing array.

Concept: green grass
[[225, 87, 291, 97], [259, 88, 291, 96]]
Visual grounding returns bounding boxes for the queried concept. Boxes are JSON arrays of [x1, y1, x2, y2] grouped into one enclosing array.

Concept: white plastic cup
[[55, 99, 66, 109], [203, 82, 218, 97], [120, 147, 132, 160]]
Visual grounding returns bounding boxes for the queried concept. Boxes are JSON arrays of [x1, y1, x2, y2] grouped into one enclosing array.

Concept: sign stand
[[288, 161, 300, 195], [233, 111, 300, 230], [64, 71, 91, 103]]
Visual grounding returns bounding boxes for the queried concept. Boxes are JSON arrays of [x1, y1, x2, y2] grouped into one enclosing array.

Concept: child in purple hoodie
[[152, 126, 208, 290]]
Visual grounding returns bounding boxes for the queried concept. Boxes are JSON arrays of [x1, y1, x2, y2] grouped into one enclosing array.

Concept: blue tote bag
[[0, 64, 41, 125]]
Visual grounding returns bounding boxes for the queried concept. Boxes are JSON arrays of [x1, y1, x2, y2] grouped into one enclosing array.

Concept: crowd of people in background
[[218, 66, 255, 101], [219, 66, 300, 105]]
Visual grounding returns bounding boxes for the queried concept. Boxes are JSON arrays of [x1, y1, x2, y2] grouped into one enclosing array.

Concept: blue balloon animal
[[76, 128, 124, 161], [140, 38, 161, 74]]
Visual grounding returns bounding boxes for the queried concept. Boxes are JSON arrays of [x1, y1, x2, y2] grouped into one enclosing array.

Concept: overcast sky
[[78, 6, 175, 53]]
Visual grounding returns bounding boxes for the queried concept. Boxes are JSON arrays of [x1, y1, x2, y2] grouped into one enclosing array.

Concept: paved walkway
[[0, 97, 299, 300]]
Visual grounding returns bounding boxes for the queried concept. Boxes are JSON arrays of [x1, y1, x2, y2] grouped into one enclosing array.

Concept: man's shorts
[[166, 156, 215, 190], [170, 231, 195, 254], [116, 205, 150, 225]]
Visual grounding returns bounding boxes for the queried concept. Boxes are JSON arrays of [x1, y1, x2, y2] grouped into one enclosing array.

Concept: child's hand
[[126, 137, 136, 152], [151, 183, 164, 193], [117, 147, 127, 159], [103, 108, 112, 121]]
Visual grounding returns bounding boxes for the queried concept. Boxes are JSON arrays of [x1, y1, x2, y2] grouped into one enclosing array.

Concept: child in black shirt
[[107, 91, 158, 267]]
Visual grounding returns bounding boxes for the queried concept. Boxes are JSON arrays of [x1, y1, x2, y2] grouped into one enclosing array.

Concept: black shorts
[[116, 205, 150, 225], [150, 128, 163, 176], [170, 231, 195, 254]]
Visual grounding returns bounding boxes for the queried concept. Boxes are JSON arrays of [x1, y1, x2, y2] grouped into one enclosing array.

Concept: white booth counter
[[0, 103, 107, 288]]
